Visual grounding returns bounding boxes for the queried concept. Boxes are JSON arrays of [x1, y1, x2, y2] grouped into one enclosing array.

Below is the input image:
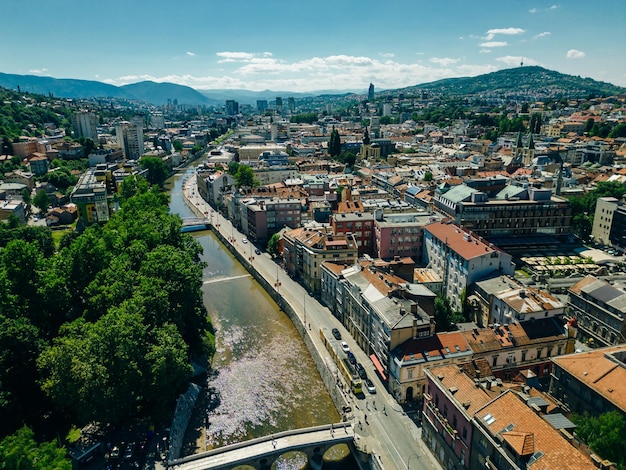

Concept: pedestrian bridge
[[181, 217, 211, 233], [169, 423, 355, 470]]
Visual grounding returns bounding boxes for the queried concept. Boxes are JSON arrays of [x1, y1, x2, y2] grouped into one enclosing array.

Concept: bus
[[351, 377, 363, 395]]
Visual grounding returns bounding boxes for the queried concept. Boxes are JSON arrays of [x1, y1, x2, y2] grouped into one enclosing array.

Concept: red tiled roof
[[425, 222, 496, 261]]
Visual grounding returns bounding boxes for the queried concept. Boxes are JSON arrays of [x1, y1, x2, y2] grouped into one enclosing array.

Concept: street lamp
[[407, 453, 421, 469], [274, 266, 281, 294], [304, 293, 307, 329]]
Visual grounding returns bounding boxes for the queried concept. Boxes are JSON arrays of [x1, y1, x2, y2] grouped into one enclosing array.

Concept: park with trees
[[0, 177, 215, 466]]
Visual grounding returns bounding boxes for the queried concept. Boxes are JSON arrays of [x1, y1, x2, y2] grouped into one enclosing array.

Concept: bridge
[[169, 423, 355, 470], [181, 217, 211, 233]]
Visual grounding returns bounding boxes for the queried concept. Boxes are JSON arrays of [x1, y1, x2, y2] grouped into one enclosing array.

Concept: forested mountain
[[392, 66, 626, 98]]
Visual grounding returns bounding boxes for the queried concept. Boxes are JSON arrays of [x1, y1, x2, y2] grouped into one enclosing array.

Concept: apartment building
[[116, 121, 144, 160], [433, 183, 572, 245], [423, 221, 515, 312], [549, 344, 626, 421], [72, 111, 98, 141], [591, 197, 619, 246], [245, 197, 302, 245], [283, 227, 358, 294], [330, 211, 375, 257], [472, 275, 565, 327], [470, 390, 595, 469], [374, 211, 437, 262], [461, 318, 576, 381], [567, 275, 626, 347]]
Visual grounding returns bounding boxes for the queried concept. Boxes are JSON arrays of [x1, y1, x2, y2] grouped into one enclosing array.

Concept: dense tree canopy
[[571, 411, 626, 467], [139, 155, 170, 187], [234, 164, 259, 188], [0, 426, 71, 470], [0, 180, 214, 441]]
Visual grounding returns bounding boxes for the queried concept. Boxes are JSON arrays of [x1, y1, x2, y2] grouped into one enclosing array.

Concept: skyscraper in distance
[[368, 83, 375, 102]]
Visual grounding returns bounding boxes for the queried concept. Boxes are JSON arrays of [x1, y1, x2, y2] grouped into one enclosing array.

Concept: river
[[166, 165, 341, 451]]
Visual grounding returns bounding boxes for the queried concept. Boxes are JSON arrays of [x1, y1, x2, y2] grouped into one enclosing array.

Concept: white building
[[423, 221, 515, 312]]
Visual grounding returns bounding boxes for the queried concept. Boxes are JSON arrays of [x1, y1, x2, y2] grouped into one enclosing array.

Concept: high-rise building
[[256, 100, 268, 113], [116, 121, 144, 160], [275, 97, 283, 114], [225, 100, 239, 116], [287, 97, 296, 113], [72, 111, 98, 141], [368, 83, 375, 101]]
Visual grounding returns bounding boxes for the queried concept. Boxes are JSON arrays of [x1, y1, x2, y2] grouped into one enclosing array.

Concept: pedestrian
[[383, 404, 386, 414], [365, 414, 368, 423]]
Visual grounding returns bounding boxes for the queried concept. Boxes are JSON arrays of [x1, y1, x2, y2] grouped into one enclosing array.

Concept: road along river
[[166, 165, 360, 468]]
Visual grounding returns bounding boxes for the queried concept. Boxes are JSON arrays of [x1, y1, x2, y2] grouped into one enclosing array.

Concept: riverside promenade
[[181, 174, 442, 470]]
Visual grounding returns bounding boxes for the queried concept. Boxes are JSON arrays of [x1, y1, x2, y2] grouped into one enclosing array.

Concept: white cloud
[[480, 41, 509, 48], [529, 8, 537, 13], [533, 32, 551, 39], [380, 52, 395, 58], [566, 49, 586, 59], [106, 54, 503, 92], [479, 49, 492, 54], [28, 68, 48, 74], [430, 57, 460, 67], [550, 4, 558, 9], [216, 51, 256, 63], [186, 51, 195, 56], [484, 27, 525, 40]]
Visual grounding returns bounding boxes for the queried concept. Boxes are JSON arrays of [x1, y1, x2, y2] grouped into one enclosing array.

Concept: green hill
[[395, 66, 626, 98]]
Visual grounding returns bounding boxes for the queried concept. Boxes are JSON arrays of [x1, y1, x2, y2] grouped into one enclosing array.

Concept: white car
[[242, 238, 248, 243], [340, 341, 350, 353]]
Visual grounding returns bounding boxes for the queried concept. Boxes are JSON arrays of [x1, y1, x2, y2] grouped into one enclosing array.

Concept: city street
[[182, 176, 442, 470]]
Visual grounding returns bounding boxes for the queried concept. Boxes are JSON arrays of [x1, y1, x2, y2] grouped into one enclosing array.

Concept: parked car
[[123, 442, 136, 461], [242, 238, 248, 244], [356, 362, 367, 379], [365, 379, 376, 394], [110, 446, 121, 460], [255, 249, 261, 255], [332, 328, 342, 340], [347, 351, 356, 365], [340, 341, 350, 353]]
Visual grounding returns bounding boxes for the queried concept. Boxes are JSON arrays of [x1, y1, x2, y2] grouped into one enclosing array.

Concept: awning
[[370, 354, 388, 381]]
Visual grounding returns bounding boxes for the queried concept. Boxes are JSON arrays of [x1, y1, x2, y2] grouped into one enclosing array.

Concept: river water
[[166, 165, 341, 451]]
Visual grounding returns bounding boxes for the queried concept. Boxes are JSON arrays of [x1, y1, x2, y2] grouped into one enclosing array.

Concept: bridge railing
[[169, 422, 352, 466]]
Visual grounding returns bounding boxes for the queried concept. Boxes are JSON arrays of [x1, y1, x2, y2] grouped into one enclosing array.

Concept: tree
[[571, 411, 626, 466], [423, 171, 433, 182], [0, 426, 71, 470], [227, 161, 240, 175], [609, 122, 626, 138], [21, 188, 31, 207], [172, 139, 183, 152], [267, 233, 280, 258], [139, 156, 169, 187], [33, 189, 49, 214], [434, 296, 453, 332], [234, 165, 258, 188], [328, 128, 341, 157]]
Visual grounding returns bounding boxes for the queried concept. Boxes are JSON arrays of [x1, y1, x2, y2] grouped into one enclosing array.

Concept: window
[[537, 348, 542, 359], [462, 427, 467, 441], [492, 356, 498, 367]]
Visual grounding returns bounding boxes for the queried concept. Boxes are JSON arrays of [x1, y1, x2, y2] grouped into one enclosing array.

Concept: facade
[[423, 364, 503, 470], [567, 275, 626, 347], [245, 197, 301, 245], [433, 183, 571, 243], [374, 211, 436, 262], [196, 170, 236, 209], [0, 199, 26, 222], [591, 196, 618, 246], [330, 212, 375, 257], [391, 332, 472, 403], [423, 221, 515, 312], [27, 152, 49, 176], [461, 319, 576, 381], [70, 167, 111, 227], [72, 111, 98, 141], [549, 344, 626, 420], [116, 121, 144, 160], [472, 275, 565, 327], [283, 227, 358, 294]]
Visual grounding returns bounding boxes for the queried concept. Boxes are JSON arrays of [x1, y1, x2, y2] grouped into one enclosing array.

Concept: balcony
[[426, 402, 457, 442]]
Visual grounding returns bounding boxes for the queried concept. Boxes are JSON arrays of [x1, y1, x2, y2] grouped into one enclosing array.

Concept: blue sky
[[3, 0, 625, 92]]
